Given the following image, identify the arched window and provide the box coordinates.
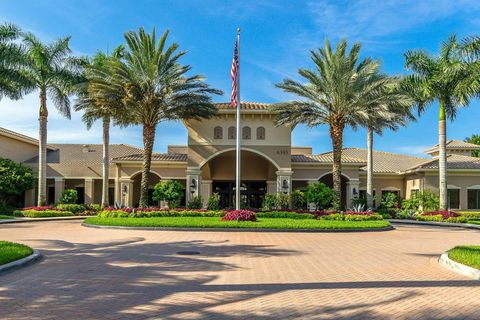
[213,126,223,139]
[256,126,266,140]
[242,126,251,139]
[228,126,236,139]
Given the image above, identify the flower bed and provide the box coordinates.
[13,209,74,218]
[221,210,256,221]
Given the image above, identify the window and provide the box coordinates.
[213,126,223,139]
[256,126,265,140]
[242,126,251,139]
[448,189,460,209]
[468,189,480,209]
[228,126,236,139]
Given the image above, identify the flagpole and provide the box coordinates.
[235,27,241,210]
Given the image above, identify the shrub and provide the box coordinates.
[304,182,334,210]
[320,212,383,221]
[207,193,221,211]
[380,192,399,210]
[289,190,305,210]
[256,211,314,219]
[416,214,444,222]
[187,196,203,209]
[152,180,184,208]
[221,210,256,221]
[458,211,480,220]
[16,210,74,218]
[98,209,226,219]
[58,189,78,204]
[276,192,290,210]
[55,204,85,214]
[402,190,440,213]
[422,210,460,219]
[262,194,277,211]
[0,158,36,199]
[446,216,468,223]
[0,200,15,214]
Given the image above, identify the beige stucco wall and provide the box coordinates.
[117,164,187,179]
[0,135,38,162]
[292,166,360,181]
[359,174,405,203]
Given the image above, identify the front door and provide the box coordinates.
[212,181,267,209]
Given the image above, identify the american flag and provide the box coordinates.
[230,38,239,107]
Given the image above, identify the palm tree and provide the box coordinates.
[110,28,221,207]
[360,78,414,208]
[0,23,33,100]
[273,39,394,209]
[22,33,84,206]
[403,36,474,210]
[74,48,125,207]
[465,134,480,157]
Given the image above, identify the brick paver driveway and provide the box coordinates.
[1,221,480,319]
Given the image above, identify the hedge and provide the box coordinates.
[13,209,74,218]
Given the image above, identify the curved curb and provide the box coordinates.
[0,250,42,274]
[82,222,394,233]
[388,219,480,231]
[439,252,480,280]
[0,216,88,225]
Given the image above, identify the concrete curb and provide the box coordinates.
[82,222,394,233]
[0,216,89,224]
[388,219,480,231]
[0,250,41,274]
[439,252,480,280]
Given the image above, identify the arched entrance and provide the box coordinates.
[318,173,349,209]
[201,150,278,209]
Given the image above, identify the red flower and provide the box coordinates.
[422,210,459,219]
[222,210,256,221]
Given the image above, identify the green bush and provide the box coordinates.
[380,192,399,210]
[55,203,85,214]
[304,182,334,210]
[416,214,444,222]
[187,196,203,209]
[0,200,14,214]
[16,210,74,218]
[458,211,480,220]
[99,209,225,218]
[276,192,290,210]
[0,158,36,201]
[58,189,78,204]
[207,193,221,210]
[320,213,383,221]
[262,194,277,211]
[290,190,305,210]
[446,216,468,223]
[401,190,440,213]
[256,211,314,219]
[152,180,184,208]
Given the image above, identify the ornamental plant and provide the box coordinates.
[304,182,334,210]
[221,210,256,222]
[152,180,184,208]
[207,192,221,210]
[58,189,78,204]
[421,210,459,219]
[0,158,36,211]
[289,190,305,210]
[187,196,203,209]
[262,194,277,211]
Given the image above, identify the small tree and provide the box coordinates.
[262,194,277,211]
[152,180,184,208]
[207,192,221,210]
[304,182,335,210]
[290,190,305,210]
[276,192,290,210]
[0,158,36,210]
[59,189,78,204]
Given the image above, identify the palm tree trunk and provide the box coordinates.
[37,88,48,206]
[367,127,374,208]
[439,101,447,210]
[330,118,345,210]
[101,116,110,207]
[140,124,156,208]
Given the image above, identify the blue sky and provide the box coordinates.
[1,0,480,156]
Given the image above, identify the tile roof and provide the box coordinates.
[291,153,366,164]
[309,148,427,173]
[424,140,480,153]
[0,127,56,150]
[214,102,271,110]
[112,153,187,162]
[408,154,480,170]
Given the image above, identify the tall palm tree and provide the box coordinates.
[74,47,125,207]
[360,78,414,208]
[403,36,474,210]
[110,28,221,207]
[22,33,84,206]
[0,23,33,100]
[272,39,394,209]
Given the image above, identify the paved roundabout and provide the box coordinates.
[1,221,480,319]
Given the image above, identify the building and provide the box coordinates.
[2,102,480,210]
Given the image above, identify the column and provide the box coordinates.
[266,180,277,195]
[276,170,293,194]
[114,164,121,205]
[346,179,360,209]
[24,189,35,207]
[186,169,201,203]
[84,178,95,205]
[119,178,134,207]
[201,180,212,208]
[54,177,65,203]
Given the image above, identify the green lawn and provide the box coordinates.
[0,241,33,265]
[0,215,13,219]
[85,216,391,230]
[448,246,480,270]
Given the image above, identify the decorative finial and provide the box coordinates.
[237,27,241,34]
